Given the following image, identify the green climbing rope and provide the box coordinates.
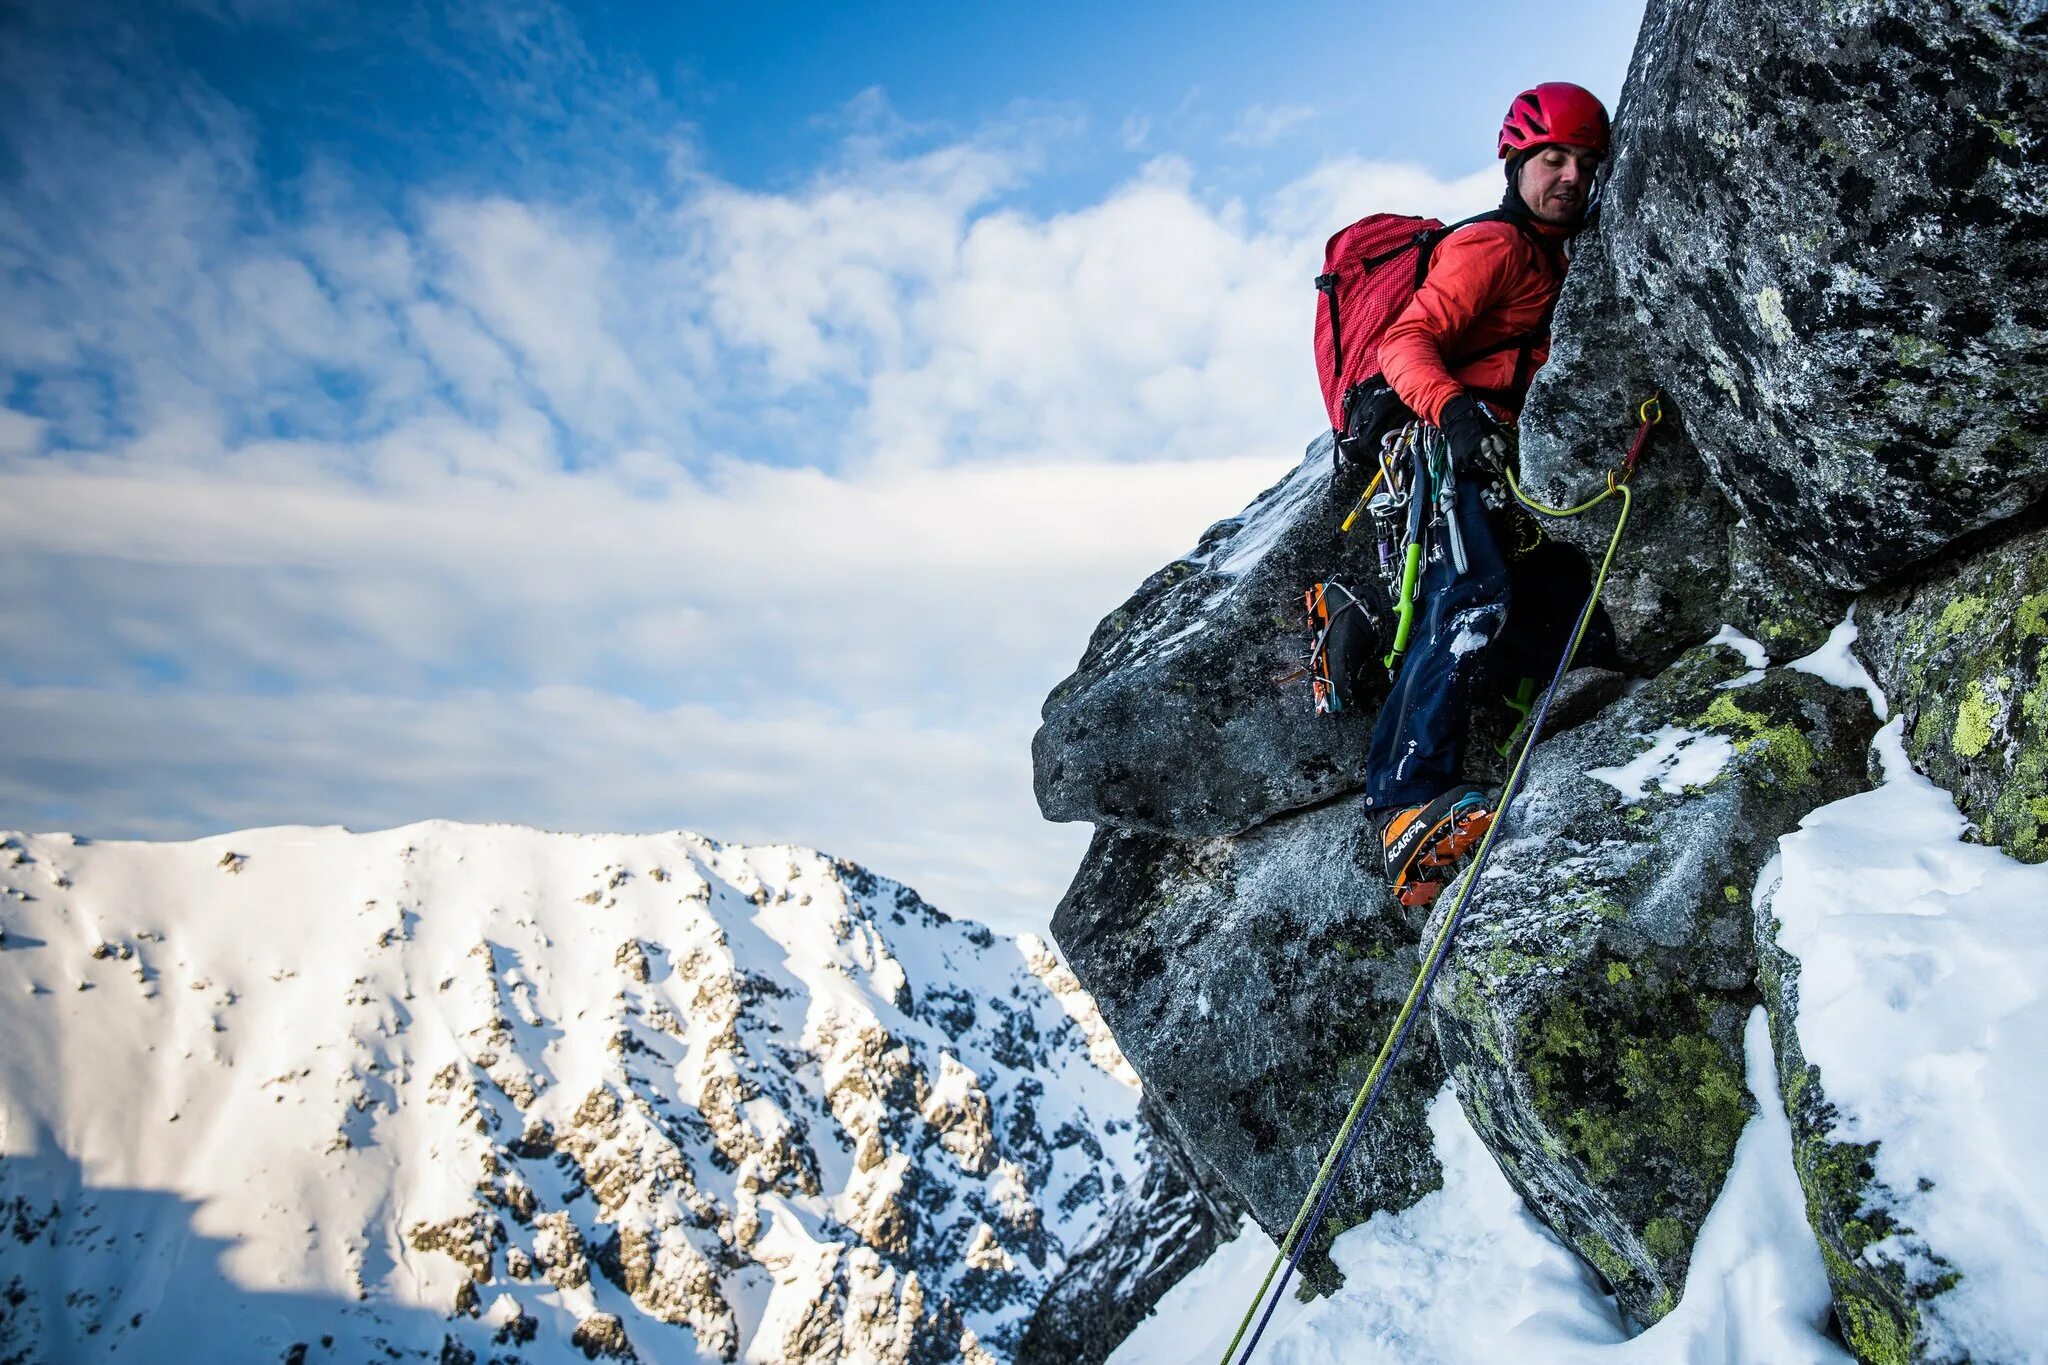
[1218,463,1635,1365]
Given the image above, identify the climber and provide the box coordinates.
[1367,81,1614,907]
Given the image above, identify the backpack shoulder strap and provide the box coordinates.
[1428,211,1569,384]
[1436,209,1566,279]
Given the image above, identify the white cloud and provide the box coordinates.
[0,444,1280,930]
[0,446,1277,688]
[681,139,1026,391]
[425,197,673,443]
[1222,102,1317,148]
[0,38,1503,931]
[1261,158,1505,242]
[682,150,1505,477]
[0,407,45,456]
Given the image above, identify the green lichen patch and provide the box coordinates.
[1644,1216,1690,1262]
[1576,1231,1636,1292]
[1696,690,1821,789]
[1950,676,2002,758]
[1511,972,1754,1321]
[1780,1057,1957,1365]
[1756,904,1965,1364]
[1891,333,1950,369]
[1522,986,1751,1196]
[1934,593,1988,641]
[2017,592,2048,640]
[1860,526,2048,862]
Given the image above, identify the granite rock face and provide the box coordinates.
[1033,436,1384,837]
[1858,524,2048,861]
[1050,799,1445,1285]
[1033,1,2048,1356]
[1428,641,1877,1325]
[1578,0,2048,592]
[1723,522,1856,663]
[1519,228,1737,671]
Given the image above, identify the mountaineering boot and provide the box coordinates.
[1377,784,1495,907]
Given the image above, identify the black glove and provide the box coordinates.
[1439,394,1513,474]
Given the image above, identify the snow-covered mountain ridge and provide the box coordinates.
[0,822,1154,1364]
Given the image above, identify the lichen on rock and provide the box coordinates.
[1858,524,2048,862]
[1426,639,1876,1323]
[1754,893,1961,1362]
[1551,0,2048,594]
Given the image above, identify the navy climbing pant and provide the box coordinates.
[1362,474,1617,816]
[1363,475,1512,815]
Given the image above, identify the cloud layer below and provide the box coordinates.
[0,11,1504,933]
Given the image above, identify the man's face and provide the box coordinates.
[1518,144,1604,225]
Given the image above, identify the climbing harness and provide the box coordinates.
[1315,413,1510,706]
[1337,419,1473,677]
[1226,395,1662,1365]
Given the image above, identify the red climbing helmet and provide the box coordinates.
[1497,82,1611,158]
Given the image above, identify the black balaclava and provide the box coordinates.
[1501,148,1540,217]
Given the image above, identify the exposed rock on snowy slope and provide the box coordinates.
[1857,524,2048,864]
[1031,440,1384,838]
[1430,640,1875,1325]
[1016,1095,1243,1364]
[0,824,1206,1364]
[1051,798,1443,1287]
[1755,722,2048,1364]
[1032,0,2047,1358]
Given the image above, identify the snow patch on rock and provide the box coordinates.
[1764,722,2048,1360]
[1110,1008,1846,1363]
[1587,725,1737,800]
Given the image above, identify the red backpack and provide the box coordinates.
[1313,209,1559,461]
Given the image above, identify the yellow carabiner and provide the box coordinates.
[1638,393,1664,426]
[1339,464,1388,533]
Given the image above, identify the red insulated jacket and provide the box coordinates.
[1379,216,1571,427]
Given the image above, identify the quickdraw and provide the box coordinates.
[1618,390,1662,486]
[1333,420,1451,677]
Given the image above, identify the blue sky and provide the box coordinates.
[0,0,1645,934]
[163,1,1641,206]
